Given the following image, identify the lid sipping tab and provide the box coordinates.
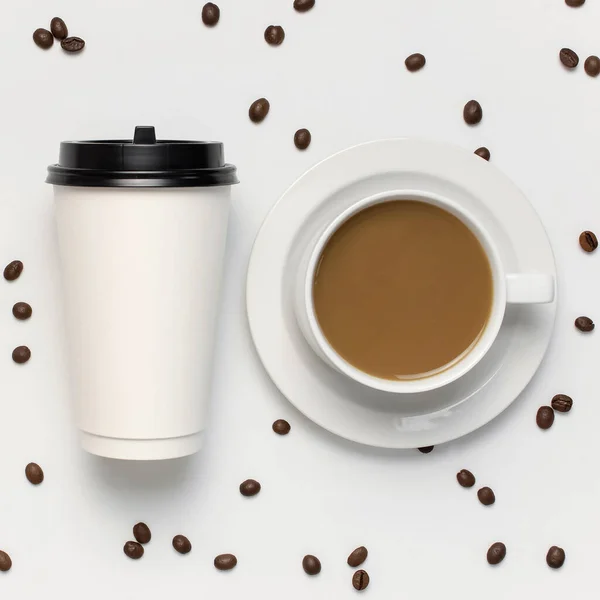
[133,126,157,145]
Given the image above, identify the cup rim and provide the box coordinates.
[304,190,507,394]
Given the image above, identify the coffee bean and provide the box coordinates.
[12,346,31,364]
[463,100,483,125]
[172,535,192,554]
[546,546,566,569]
[133,522,151,544]
[404,52,427,73]
[12,302,32,321]
[551,394,573,413]
[61,37,85,53]
[352,570,370,591]
[264,25,285,46]
[25,462,44,485]
[487,542,507,565]
[405,53,426,72]
[50,17,68,40]
[579,230,598,252]
[4,260,23,281]
[536,406,555,430]
[240,479,261,497]
[418,446,434,454]
[272,419,291,435]
[214,553,237,570]
[456,469,476,488]
[294,129,312,150]
[347,546,368,567]
[585,56,600,77]
[202,3,220,26]
[33,28,54,49]
[560,48,579,69]
[575,316,594,332]
[123,541,144,559]
[302,555,321,575]
[294,0,316,12]
[249,98,270,123]
[477,487,495,506]
[475,147,491,161]
[566,0,585,6]
[0,550,12,572]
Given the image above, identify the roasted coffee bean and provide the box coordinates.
[25,462,44,485]
[214,553,237,570]
[352,570,370,591]
[240,479,261,497]
[418,446,434,454]
[552,394,573,413]
[487,542,506,565]
[546,546,566,569]
[61,37,85,53]
[302,554,321,575]
[272,419,291,435]
[456,469,476,488]
[33,28,54,49]
[264,25,285,46]
[585,56,600,77]
[249,98,270,123]
[463,100,483,125]
[294,129,312,150]
[294,0,316,12]
[579,230,598,252]
[202,3,220,26]
[133,522,151,544]
[12,302,32,321]
[477,487,495,506]
[123,541,144,559]
[560,48,579,69]
[50,17,68,40]
[405,53,426,72]
[347,546,368,567]
[566,0,585,6]
[536,406,555,430]
[0,551,12,572]
[172,535,192,554]
[4,260,23,281]
[575,316,594,332]
[12,346,31,364]
[475,147,491,161]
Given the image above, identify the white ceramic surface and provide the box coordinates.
[54,186,231,460]
[247,138,557,448]
[294,189,555,394]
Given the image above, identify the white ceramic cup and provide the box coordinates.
[295,190,555,394]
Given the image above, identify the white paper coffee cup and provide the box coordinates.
[47,126,238,460]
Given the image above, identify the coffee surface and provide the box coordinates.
[313,201,493,380]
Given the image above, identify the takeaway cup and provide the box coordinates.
[47,126,238,460]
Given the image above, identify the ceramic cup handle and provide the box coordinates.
[506,274,555,304]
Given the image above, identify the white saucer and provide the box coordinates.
[246,139,557,449]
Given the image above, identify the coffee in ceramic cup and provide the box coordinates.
[313,200,493,380]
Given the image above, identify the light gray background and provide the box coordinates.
[0,0,597,598]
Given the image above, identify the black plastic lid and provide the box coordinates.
[46,126,238,187]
